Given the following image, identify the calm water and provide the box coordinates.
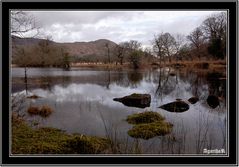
[11,67,227,154]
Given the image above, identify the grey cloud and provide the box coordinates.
[22,11,225,46]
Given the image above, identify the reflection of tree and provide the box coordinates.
[206,72,226,101]
[61,76,71,88]
[155,67,177,99]
[39,76,53,92]
[127,70,143,87]
[106,70,111,89]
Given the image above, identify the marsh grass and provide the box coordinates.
[11,113,110,154]
[128,121,173,140]
[126,111,173,140]
[27,105,54,117]
[126,111,165,124]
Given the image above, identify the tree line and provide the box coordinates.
[12,11,226,69]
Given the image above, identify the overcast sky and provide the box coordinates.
[25,11,223,48]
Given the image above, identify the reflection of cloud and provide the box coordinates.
[28,82,156,106]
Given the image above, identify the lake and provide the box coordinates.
[11,67,227,154]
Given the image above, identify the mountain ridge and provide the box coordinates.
[12,35,118,61]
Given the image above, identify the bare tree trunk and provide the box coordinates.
[24,65,28,95]
[108,47,110,64]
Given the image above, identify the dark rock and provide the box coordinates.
[188,97,199,104]
[207,95,219,109]
[159,101,189,112]
[113,93,151,108]
[169,73,176,76]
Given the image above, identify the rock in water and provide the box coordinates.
[188,97,199,104]
[207,95,219,108]
[159,101,189,112]
[113,93,151,108]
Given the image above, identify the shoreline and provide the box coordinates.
[11,59,226,71]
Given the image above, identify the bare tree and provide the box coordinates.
[37,36,52,67]
[105,43,110,64]
[187,28,205,59]
[127,40,141,51]
[201,12,226,40]
[153,33,165,66]
[153,32,176,64]
[114,42,128,65]
[161,33,176,63]
[127,40,142,69]
[174,34,186,61]
[11,11,39,37]
[201,12,227,59]
[11,11,39,95]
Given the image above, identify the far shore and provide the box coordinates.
[11,59,226,71]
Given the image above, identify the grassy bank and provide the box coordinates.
[12,59,226,71]
[71,59,226,70]
[12,113,110,154]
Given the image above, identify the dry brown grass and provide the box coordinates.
[27,105,54,117]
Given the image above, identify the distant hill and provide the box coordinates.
[12,35,118,61]
[12,35,55,46]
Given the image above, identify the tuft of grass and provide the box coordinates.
[27,106,40,115]
[27,94,41,99]
[11,114,110,154]
[27,105,54,117]
[126,111,173,140]
[128,121,173,140]
[126,111,165,124]
[40,105,54,117]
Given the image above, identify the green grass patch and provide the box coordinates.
[128,121,173,140]
[126,111,165,124]
[126,111,173,140]
[12,114,110,154]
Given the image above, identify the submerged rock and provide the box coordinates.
[159,101,189,112]
[113,93,151,108]
[169,73,176,76]
[188,97,199,104]
[207,95,219,109]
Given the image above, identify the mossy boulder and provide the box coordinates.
[207,95,219,109]
[128,122,173,140]
[159,101,189,112]
[126,111,165,124]
[126,111,173,140]
[188,97,199,104]
[113,93,151,108]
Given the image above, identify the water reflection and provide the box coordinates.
[12,67,227,154]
